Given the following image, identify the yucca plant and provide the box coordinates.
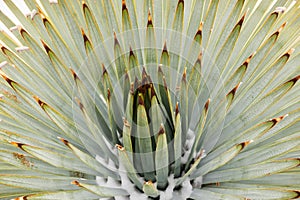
[0,0,299,199]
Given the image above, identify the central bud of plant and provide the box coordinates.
[106,64,207,196]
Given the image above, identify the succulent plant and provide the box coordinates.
[0,0,299,199]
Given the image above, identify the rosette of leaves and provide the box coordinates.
[0,0,299,199]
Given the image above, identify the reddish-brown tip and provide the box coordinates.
[41,40,51,54]
[175,102,180,116]
[147,10,153,27]
[70,68,78,81]
[204,98,210,111]
[122,0,127,10]
[59,137,70,146]
[138,93,144,105]
[33,96,46,108]
[102,64,107,76]
[158,124,165,135]
[116,144,124,151]
[72,180,81,187]
[182,68,187,82]
[10,142,25,150]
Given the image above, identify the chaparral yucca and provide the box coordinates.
[0,0,299,199]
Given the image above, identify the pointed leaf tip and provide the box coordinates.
[33,96,46,108]
[277,22,287,33]
[107,88,111,101]
[116,144,125,151]
[114,32,120,45]
[71,180,81,187]
[147,10,153,27]
[269,114,288,127]
[240,140,253,150]
[0,71,16,88]
[14,196,29,200]
[204,98,211,111]
[175,102,180,116]
[0,45,8,54]
[129,46,134,55]
[75,97,84,111]
[286,75,300,86]
[178,0,184,5]
[158,124,165,135]
[163,41,168,52]
[59,137,70,146]
[237,12,246,27]
[182,68,187,82]
[41,40,51,54]
[81,28,90,44]
[243,52,255,66]
[70,68,79,81]
[10,141,25,149]
[195,22,203,36]
[123,118,130,128]
[102,64,108,75]
[227,82,242,97]
[122,0,127,10]
[138,93,144,105]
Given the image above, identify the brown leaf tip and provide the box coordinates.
[204,98,211,111]
[129,46,134,56]
[138,93,144,105]
[59,137,70,147]
[123,118,130,128]
[14,196,29,200]
[277,22,287,33]
[11,142,25,150]
[195,22,203,36]
[0,72,15,88]
[114,32,120,45]
[158,124,165,135]
[41,40,51,54]
[116,144,125,151]
[240,140,253,150]
[147,10,153,27]
[102,64,107,76]
[286,75,300,86]
[178,0,184,6]
[269,114,288,126]
[243,52,255,66]
[195,52,203,66]
[122,0,127,10]
[182,68,187,82]
[0,45,8,54]
[175,102,180,116]
[75,97,84,111]
[237,12,246,27]
[227,82,241,97]
[81,28,90,43]
[72,180,81,187]
[163,41,168,53]
[70,68,79,81]
[107,88,111,101]
[33,96,46,108]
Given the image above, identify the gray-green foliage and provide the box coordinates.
[0,0,299,199]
